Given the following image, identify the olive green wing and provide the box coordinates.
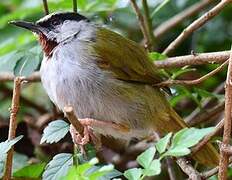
[93,28,164,84]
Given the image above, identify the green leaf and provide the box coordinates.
[151,0,171,17]
[0,135,23,155]
[76,158,97,176]
[12,153,29,173]
[194,88,224,100]
[98,169,122,180]
[171,127,214,149]
[13,163,46,178]
[40,120,70,144]
[163,147,191,157]
[144,159,161,176]
[136,146,156,169]
[14,50,40,77]
[89,164,114,180]
[155,133,172,154]
[63,166,80,180]
[42,153,73,180]
[124,168,142,180]
[171,67,196,79]
[149,52,167,61]
[0,51,24,73]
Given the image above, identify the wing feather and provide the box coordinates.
[93,28,165,84]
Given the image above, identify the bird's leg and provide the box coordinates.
[70,124,90,146]
[78,118,130,133]
[69,121,102,151]
[69,118,130,150]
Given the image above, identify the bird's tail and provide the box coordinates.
[153,106,219,167]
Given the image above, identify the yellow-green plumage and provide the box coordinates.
[93,28,219,166]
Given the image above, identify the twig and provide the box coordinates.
[220,144,232,155]
[163,0,232,55]
[142,0,155,50]
[155,60,228,87]
[64,106,84,135]
[154,0,213,38]
[185,82,225,125]
[0,51,230,83]
[155,51,230,68]
[130,0,152,50]
[42,0,49,15]
[0,72,40,82]
[191,119,224,154]
[187,101,225,126]
[218,45,232,180]
[176,158,201,180]
[201,160,232,179]
[1,85,47,114]
[73,0,77,13]
[166,158,176,180]
[3,77,25,180]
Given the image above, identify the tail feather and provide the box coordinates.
[154,107,219,167]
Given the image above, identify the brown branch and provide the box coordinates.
[220,144,232,155]
[64,106,84,135]
[1,85,47,114]
[201,160,232,179]
[73,0,77,13]
[163,0,232,55]
[187,101,225,126]
[155,51,230,68]
[185,82,225,125]
[191,119,224,154]
[0,51,230,83]
[142,0,155,50]
[130,0,152,51]
[166,158,176,180]
[154,0,213,38]
[42,0,49,15]
[176,158,201,180]
[3,77,24,180]
[0,72,40,82]
[218,46,232,179]
[155,60,228,87]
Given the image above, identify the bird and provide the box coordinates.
[10,11,219,166]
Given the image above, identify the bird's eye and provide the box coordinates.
[51,19,60,26]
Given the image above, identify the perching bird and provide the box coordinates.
[10,12,219,166]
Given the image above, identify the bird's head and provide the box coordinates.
[10,12,89,56]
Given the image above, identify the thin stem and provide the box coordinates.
[73,0,77,13]
[176,158,201,180]
[191,119,224,154]
[155,50,230,68]
[3,77,24,180]
[130,0,152,51]
[64,106,84,135]
[42,0,49,15]
[154,0,213,38]
[163,0,232,55]
[155,60,228,87]
[142,0,156,50]
[218,45,232,179]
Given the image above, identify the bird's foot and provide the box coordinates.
[70,124,91,146]
[69,120,102,150]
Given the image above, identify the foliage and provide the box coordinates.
[123,127,214,180]
[40,120,70,144]
[0,136,24,177]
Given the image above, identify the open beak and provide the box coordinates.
[9,21,45,34]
